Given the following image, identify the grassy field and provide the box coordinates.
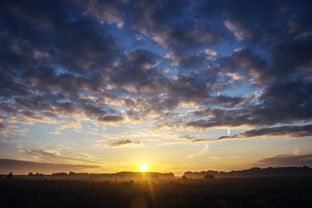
[1,177,312,208]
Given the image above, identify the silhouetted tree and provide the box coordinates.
[52,172,67,176]
[6,172,14,179]
[204,174,215,179]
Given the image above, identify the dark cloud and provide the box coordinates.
[128,0,227,51]
[200,0,312,44]
[0,0,312,141]
[221,48,268,84]
[98,116,124,123]
[0,158,100,174]
[0,0,124,127]
[74,0,124,27]
[0,0,120,73]
[108,139,140,147]
[271,33,312,79]
[157,22,227,50]
[257,154,312,167]
[217,125,312,140]
[216,34,312,85]
[188,79,312,129]
[110,49,161,85]
[164,51,214,70]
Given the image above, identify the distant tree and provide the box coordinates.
[52,172,67,176]
[6,172,14,179]
[204,174,215,179]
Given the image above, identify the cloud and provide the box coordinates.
[98,116,124,123]
[0,0,312,148]
[0,0,124,127]
[0,138,19,143]
[224,19,249,41]
[200,0,303,44]
[0,123,11,135]
[256,154,312,167]
[179,135,195,140]
[77,0,124,28]
[0,124,28,136]
[19,148,94,163]
[0,158,100,174]
[130,0,227,50]
[164,51,216,70]
[204,49,218,57]
[217,125,312,140]
[187,79,312,129]
[108,139,140,147]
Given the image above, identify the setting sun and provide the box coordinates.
[140,164,149,172]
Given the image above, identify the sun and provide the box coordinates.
[140,164,149,172]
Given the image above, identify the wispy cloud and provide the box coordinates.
[19,148,95,163]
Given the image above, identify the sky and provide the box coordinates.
[0,0,312,175]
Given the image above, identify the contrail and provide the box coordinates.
[188,144,209,159]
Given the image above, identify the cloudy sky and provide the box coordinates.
[1,0,312,175]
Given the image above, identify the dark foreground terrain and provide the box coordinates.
[1,177,312,208]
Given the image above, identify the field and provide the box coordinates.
[1,177,312,208]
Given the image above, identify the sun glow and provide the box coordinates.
[140,164,149,172]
